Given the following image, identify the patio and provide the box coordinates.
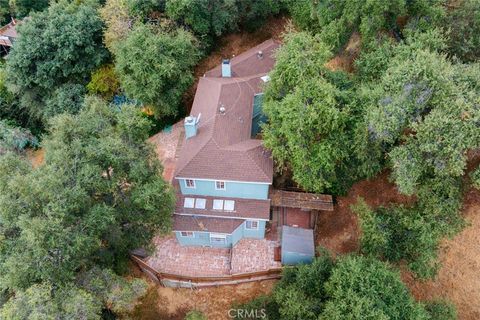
[146,235,281,278]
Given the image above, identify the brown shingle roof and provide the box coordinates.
[175,193,270,220]
[173,215,244,233]
[0,19,17,47]
[174,40,280,183]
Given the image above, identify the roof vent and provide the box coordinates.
[219,104,226,115]
[257,51,263,59]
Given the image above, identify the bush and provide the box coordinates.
[185,310,207,320]
[87,65,120,100]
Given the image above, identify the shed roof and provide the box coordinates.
[0,19,17,47]
[281,226,315,256]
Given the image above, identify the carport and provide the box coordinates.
[281,226,315,265]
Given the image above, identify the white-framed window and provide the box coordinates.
[180,231,194,237]
[213,199,224,210]
[224,200,235,211]
[185,179,196,188]
[215,180,226,190]
[195,198,206,209]
[183,197,195,208]
[210,233,226,244]
[246,220,259,230]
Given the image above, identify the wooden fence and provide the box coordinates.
[131,255,283,288]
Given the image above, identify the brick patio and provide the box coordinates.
[146,235,281,277]
[231,238,281,274]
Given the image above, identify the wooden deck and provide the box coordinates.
[270,189,334,211]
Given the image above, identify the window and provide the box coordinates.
[185,179,195,188]
[195,198,206,209]
[215,180,226,190]
[224,200,235,211]
[180,231,194,237]
[246,220,259,230]
[183,197,195,208]
[213,199,224,210]
[210,233,226,244]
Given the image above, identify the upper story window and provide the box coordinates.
[180,231,194,237]
[215,180,226,190]
[185,179,196,188]
[224,200,235,211]
[184,197,195,208]
[195,198,206,209]
[246,220,259,230]
[213,199,224,210]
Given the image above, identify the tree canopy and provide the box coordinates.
[238,253,454,320]
[0,97,174,317]
[6,0,107,123]
[115,23,199,117]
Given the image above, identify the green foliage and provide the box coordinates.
[115,23,200,118]
[0,120,38,154]
[0,283,102,320]
[425,300,457,320]
[165,0,238,44]
[127,0,165,18]
[0,0,10,25]
[78,268,148,314]
[87,64,121,100]
[238,254,442,320]
[185,310,207,320]
[10,0,49,18]
[263,31,361,194]
[321,255,429,319]
[471,166,480,190]
[236,0,281,31]
[445,0,480,62]
[44,83,87,119]
[0,97,175,291]
[353,199,442,278]
[282,0,317,32]
[6,0,108,123]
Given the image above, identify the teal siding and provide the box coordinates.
[179,179,269,200]
[243,220,266,239]
[175,231,232,248]
[175,220,266,247]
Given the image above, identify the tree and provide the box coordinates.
[100,0,133,53]
[44,83,87,119]
[0,97,175,291]
[0,120,38,155]
[445,0,480,62]
[0,283,102,320]
[6,0,108,122]
[115,23,199,117]
[262,31,358,194]
[165,0,238,45]
[10,0,49,18]
[87,64,120,100]
[238,254,443,319]
[0,0,11,25]
[185,310,207,320]
[236,0,281,31]
[321,256,429,319]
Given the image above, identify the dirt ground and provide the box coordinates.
[315,170,415,255]
[129,278,276,320]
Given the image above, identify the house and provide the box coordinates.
[0,18,17,55]
[172,39,279,248]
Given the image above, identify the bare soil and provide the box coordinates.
[315,170,415,255]
[129,277,276,320]
[25,148,44,168]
